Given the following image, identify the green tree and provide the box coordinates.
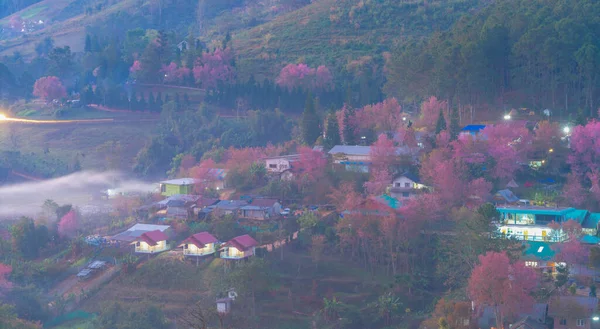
[94,301,167,329]
[435,108,447,134]
[9,217,50,259]
[324,110,341,149]
[84,35,92,53]
[449,106,460,140]
[301,94,320,145]
[343,107,356,145]
[371,292,402,326]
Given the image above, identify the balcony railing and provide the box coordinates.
[183,249,215,256]
[500,232,568,242]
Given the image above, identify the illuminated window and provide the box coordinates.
[577,319,585,327]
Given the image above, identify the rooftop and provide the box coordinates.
[522,241,555,261]
[160,178,200,186]
[461,124,486,132]
[223,234,258,251]
[497,205,576,216]
[250,198,279,207]
[135,230,169,246]
[328,145,371,156]
[263,154,301,160]
[179,232,218,248]
[548,296,598,317]
[111,224,170,242]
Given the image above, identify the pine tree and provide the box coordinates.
[148,92,156,110]
[343,107,355,145]
[301,94,320,145]
[84,35,92,53]
[324,110,341,149]
[435,109,447,134]
[156,92,163,111]
[449,106,460,140]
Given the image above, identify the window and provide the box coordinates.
[184,244,188,249]
[402,192,410,198]
[577,319,585,327]
[395,183,401,187]
[160,184,166,192]
[404,182,411,188]
[269,164,277,168]
[559,319,567,325]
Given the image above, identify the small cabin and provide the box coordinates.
[159,178,199,197]
[131,230,169,254]
[179,232,219,257]
[389,174,427,199]
[220,235,258,259]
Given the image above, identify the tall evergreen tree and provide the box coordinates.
[449,106,460,140]
[324,110,341,149]
[435,109,447,134]
[301,94,320,145]
[84,35,92,53]
[343,107,356,145]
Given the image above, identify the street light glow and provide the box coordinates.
[503,114,511,120]
[0,113,6,120]
[563,126,571,134]
[593,316,599,321]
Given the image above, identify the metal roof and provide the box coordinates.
[88,261,106,269]
[112,224,170,242]
[328,145,371,156]
[160,178,200,185]
[522,241,555,261]
[497,205,576,216]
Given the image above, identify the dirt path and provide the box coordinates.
[88,104,160,115]
[48,265,120,301]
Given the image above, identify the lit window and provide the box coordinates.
[577,319,585,326]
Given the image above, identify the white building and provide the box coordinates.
[389,174,428,199]
[264,154,301,173]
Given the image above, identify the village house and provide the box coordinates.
[264,154,301,173]
[220,234,258,259]
[328,145,372,172]
[240,199,282,220]
[131,230,170,254]
[460,124,486,138]
[497,205,599,242]
[155,194,201,219]
[179,232,219,257]
[389,173,428,200]
[111,223,171,246]
[159,178,199,197]
[194,197,220,219]
[493,189,520,205]
[548,296,599,329]
[476,303,548,329]
[211,200,249,217]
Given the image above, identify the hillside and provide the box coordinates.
[232,0,487,80]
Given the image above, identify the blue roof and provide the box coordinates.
[376,195,402,210]
[495,189,519,203]
[580,235,600,245]
[497,206,576,216]
[522,241,556,261]
[583,213,600,229]
[461,124,486,132]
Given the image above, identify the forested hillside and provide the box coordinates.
[0,0,42,19]
[233,0,486,80]
[385,0,600,118]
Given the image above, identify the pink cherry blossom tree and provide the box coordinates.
[129,60,142,78]
[418,96,448,131]
[33,76,67,101]
[481,123,532,180]
[364,167,392,196]
[193,48,235,89]
[370,133,397,172]
[468,252,537,328]
[0,263,12,293]
[294,146,327,184]
[354,98,405,133]
[58,210,79,238]
[161,62,191,84]
[276,63,333,91]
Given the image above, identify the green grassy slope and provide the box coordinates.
[0,0,143,57]
[233,0,487,80]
